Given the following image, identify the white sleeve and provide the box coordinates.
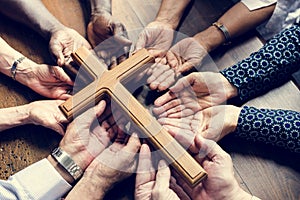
[241,0,277,11]
[0,158,72,200]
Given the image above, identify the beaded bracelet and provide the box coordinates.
[11,56,25,80]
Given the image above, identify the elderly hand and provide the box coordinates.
[59,100,112,171]
[16,59,73,100]
[27,100,68,135]
[157,105,241,153]
[154,72,238,113]
[135,21,174,57]
[87,11,132,68]
[65,132,141,200]
[49,27,92,66]
[175,136,252,200]
[135,144,180,200]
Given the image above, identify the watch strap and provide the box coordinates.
[51,147,83,181]
[212,22,231,45]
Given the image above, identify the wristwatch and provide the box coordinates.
[51,147,83,181]
[212,22,231,45]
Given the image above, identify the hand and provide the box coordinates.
[87,11,132,68]
[16,60,73,100]
[59,100,112,170]
[146,37,207,91]
[27,100,68,135]
[49,27,92,66]
[135,21,174,57]
[154,72,238,113]
[66,133,141,200]
[175,136,252,200]
[156,105,241,152]
[135,144,180,200]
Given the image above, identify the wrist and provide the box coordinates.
[222,105,242,138]
[47,155,75,185]
[12,58,36,87]
[59,143,93,171]
[219,73,238,99]
[92,7,111,15]
[66,176,107,200]
[193,25,226,52]
[154,18,179,30]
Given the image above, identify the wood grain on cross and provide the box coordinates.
[59,47,207,186]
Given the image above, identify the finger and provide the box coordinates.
[153,160,171,195]
[110,56,117,69]
[76,100,106,127]
[136,144,155,187]
[52,66,74,85]
[158,71,176,90]
[194,135,224,159]
[169,76,191,93]
[164,126,195,149]
[54,122,65,136]
[122,132,141,156]
[156,70,176,91]
[149,64,170,82]
[49,42,65,66]
[58,93,72,100]
[113,23,132,46]
[153,98,181,116]
[166,51,179,69]
[154,91,177,107]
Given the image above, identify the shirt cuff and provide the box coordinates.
[11,158,72,200]
[241,0,277,11]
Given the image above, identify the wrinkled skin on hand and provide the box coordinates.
[20,63,73,100]
[135,21,175,57]
[173,136,251,200]
[28,100,68,135]
[87,11,132,68]
[59,101,113,170]
[154,72,233,112]
[49,28,92,66]
[156,105,240,153]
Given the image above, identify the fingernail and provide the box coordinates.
[158,160,167,169]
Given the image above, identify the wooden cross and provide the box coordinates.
[59,47,207,186]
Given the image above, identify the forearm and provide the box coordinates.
[220,24,300,102]
[193,2,275,52]
[0,37,38,87]
[90,0,111,14]
[155,0,191,29]
[232,106,300,153]
[65,177,108,200]
[0,105,30,132]
[0,0,64,39]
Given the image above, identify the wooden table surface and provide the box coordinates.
[0,0,299,199]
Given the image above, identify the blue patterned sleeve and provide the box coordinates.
[233,106,300,153]
[220,25,300,102]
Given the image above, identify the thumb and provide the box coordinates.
[195,135,225,160]
[77,100,106,126]
[49,42,65,66]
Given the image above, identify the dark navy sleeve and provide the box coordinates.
[232,106,300,153]
[220,25,300,102]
